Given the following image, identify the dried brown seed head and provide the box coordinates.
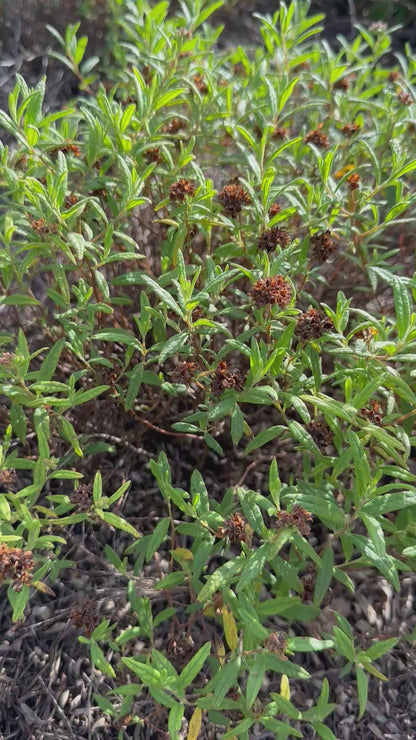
[306,420,333,452]
[347,173,360,190]
[171,360,199,385]
[258,227,291,251]
[304,128,329,148]
[311,230,336,262]
[70,483,93,512]
[69,599,99,637]
[211,361,243,396]
[296,308,333,340]
[0,543,34,589]
[274,505,313,537]
[341,123,361,136]
[217,512,249,544]
[252,275,292,307]
[169,178,197,202]
[217,184,251,217]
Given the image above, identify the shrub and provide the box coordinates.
[1,1,416,737]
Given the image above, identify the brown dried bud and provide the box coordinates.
[171,360,199,385]
[218,184,251,217]
[388,70,400,82]
[360,399,383,426]
[341,123,361,136]
[334,77,350,91]
[274,505,313,537]
[258,227,291,251]
[268,202,281,218]
[0,543,34,589]
[304,128,329,148]
[252,275,292,307]
[272,125,288,139]
[217,512,249,544]
[347,173,360,190]
[311,230,336,262]
[211,361,243,396]
[306,420,333,452]
[296,308,333,340]
[70,483,93,512]
[162,117,186,134]
[50,143,81,158]
[69,599,99,637]
[169,178,197,202]
[0,468,18,493]
[144,147,161,163]
[397,91,413,106]
[193,74,208,94]
[264,632,287,658]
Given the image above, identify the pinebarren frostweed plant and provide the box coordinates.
[1,1,416,737]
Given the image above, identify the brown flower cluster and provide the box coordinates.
[162,117,185,134]
[252,275,292,307]
[272,125,288,139]
[70,483,93,512]
[28,216,56,235]
[388,70,400,82]
[0,544,34,589]
[311,230,336,261]
[304,128,329,148]
[193,74,208,93]
[211,362,243,395]
[169,179,196,202]
[334,77,350,91]
[360,399,383,426]
[171,360,199,385]
[306,420,333,452]
[258,227,291,251]
[268,202,281,218]
[397,91,413,106]
[217,184,251,217]
[144,147,161,163]
[263,631,287,658]
[0,468,18,492]
[296,307,333,341]
[69,599,99,637]
[50,143,81,157]
[347,173,360,190]
[217,512,249,544]
[274,505,313,537]
[341,123,361,136]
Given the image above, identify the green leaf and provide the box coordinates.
[168,703,184,737]
[146,518,170,563]
[95,510,140,538]
[138,274,184,317]
[313,545,334,607]
[246,653,267,708]
[363,637,399,661]
[243,425,284,455]
[287,637,334,652]
[59,416,82,457]
[178,642,211,689]
[94,328,141,349]
[90,641,116,678]
[356,665,368,719]
[125,363,144,410]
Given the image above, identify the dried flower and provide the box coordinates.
[388,70,400,82]
[334,77,350,91]
[70,483,93,512]
[264,632,287,658]
[341,123,361,136]
[27,216,56,235]
[274,505,313,537]
[347,173,360,190]
[296,307,333,340]
[311,230,336,262]
[69,599,99,637]
[217,512,249,543]
[0,468,18,492]
[144,147,161,163]
[211,361,243,395]
[0,543,34,589]
[171,360,199,385]
[217,184,251,217]
[252,275,292,307]
[258,227,291,251]
[162,117,186,134]
[397,91,413,106]
[360,399,383,426]
[272,125,288,139]
[65,194,78,208]
[169,178,197,202]
[193,74,208,94]
[50,143,81,158]
[304,128,329,148]
[268,202,281,218]
[306,420,333,452]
